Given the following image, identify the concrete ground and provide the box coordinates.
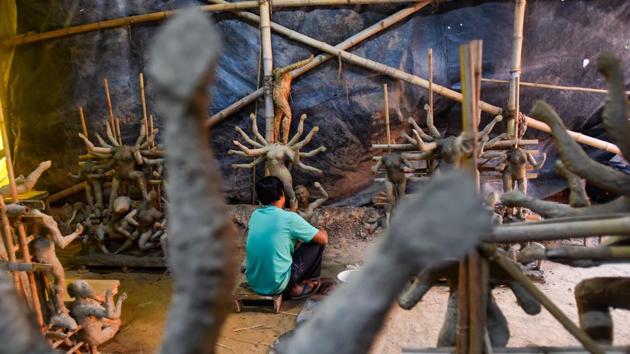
[66,239,630,354]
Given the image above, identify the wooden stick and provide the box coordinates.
[428,48,433,116]
[259,0,275,142]
[150,114,156,147]
[0,97,44,325]
[371,142,437,151]
[482,78,630,95]
[492,251,605,354]
[103,78,117,141]
[205,1,431,128]
[507,0,527,138]
[139,73,150,141]
[384,84,391,150]
[208,8,620,155]
[78,107,89,138]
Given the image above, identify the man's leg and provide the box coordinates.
[287,242,324,292]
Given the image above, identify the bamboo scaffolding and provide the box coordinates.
[507,0,527,138]
[482,78,630,95]
[0,194,26,300]
[0,97,44,326]
[492,251,604,354]
[205,7,621,155]
[259,0,275,142]
[205,0,431,127]
[139,73,150,140]
[428,48,434,115]
[78,107,89,138]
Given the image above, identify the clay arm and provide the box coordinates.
[372,158,383,173]
[501,190,630,218]
[291,126,320,151]
[105,121,120,146]
[408,117,434,142]
[300,146,326,158]
[296,161,323,175]
[527,151,546,169]
[308,182,329,210]
[95,133,115,149]
[479,115,504,140]
[424,104,441,138]
[249,113,268,145]
[78,133,113,155]
[231,156,265,169]
[37,211,84,249]
[597,54,630,159]
[531,101,630,197]
[231,140,268,157]
[143,157,164,166]
[287,114,308,146]
[399,260,458,309]
[277,56,314,76]
[484,133,509,150]
[123,209,140,228]
[234,126,264,148]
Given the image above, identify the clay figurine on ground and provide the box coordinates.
[295,182,328,222]
[67,280,127,354]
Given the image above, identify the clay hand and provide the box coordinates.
[75,224,85,235]
[118,292,128,302]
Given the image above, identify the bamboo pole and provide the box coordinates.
[115,118,123,145]
[428,48,434,116]
[384,84,391,150]
[456,260,469,354]
[206,8,621,155]
[0,194,25,299]
[507,0,527,139]
[139,73,150,140]
[486,216,630,243]
[482,78,630,95]
[150,114,156,147]
[103,78,117,141]
[259,0,275,142]
[492,251,605,354]
[0,97,44,326]
[1,0,427,47]
[205,1,431,128]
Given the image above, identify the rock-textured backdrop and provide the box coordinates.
[4,0,629,204]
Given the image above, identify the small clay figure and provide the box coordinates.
[273,56,314,143]
[372,152,412,206]
[497,146,546,195]
[95,196,139,254]
[0,160,52,195]
[136,191,163,251]
[70,160,108,217]
[295,182,328,222]
[399,256,540,347]
[229,113,326,210]
[29,209,84,323]
[67,280,127,354]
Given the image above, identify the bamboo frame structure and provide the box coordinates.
[482,78,630,95]
[0,0,425,48]
[204,6,621,155]
[384,84,391,149]
[507,0,526,138]
[205,0,432,127]
[0,96,44,326]
[103,78,117,142]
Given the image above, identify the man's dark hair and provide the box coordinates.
[256,176,285,205]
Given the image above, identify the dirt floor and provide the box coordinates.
[67,239,630,354]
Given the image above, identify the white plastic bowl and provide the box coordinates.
[337,269,358,283]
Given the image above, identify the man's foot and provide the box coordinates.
[288,279,321,300]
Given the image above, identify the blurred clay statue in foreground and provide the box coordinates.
[0,160,52,195]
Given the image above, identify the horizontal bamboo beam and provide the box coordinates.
[205,0,431,127]
[485,216,630,243]
[206,6,621,155]
[483,77,630,95]
[1,0,424,47]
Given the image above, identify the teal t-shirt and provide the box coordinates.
[245,206,318,295]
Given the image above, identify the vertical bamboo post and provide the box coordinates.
[115,118,123,145]
[384,84,391,151]
[150,114,156,147]
[507,0,526,139]
[139,73,150,141]
[259,0,275,142]
[427,48,435,173]
[0,97,44,326]
[0,193,26,299]
[457,40,485,354]
[103,78,117,142]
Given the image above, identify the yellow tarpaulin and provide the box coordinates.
[0,1,17,188]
